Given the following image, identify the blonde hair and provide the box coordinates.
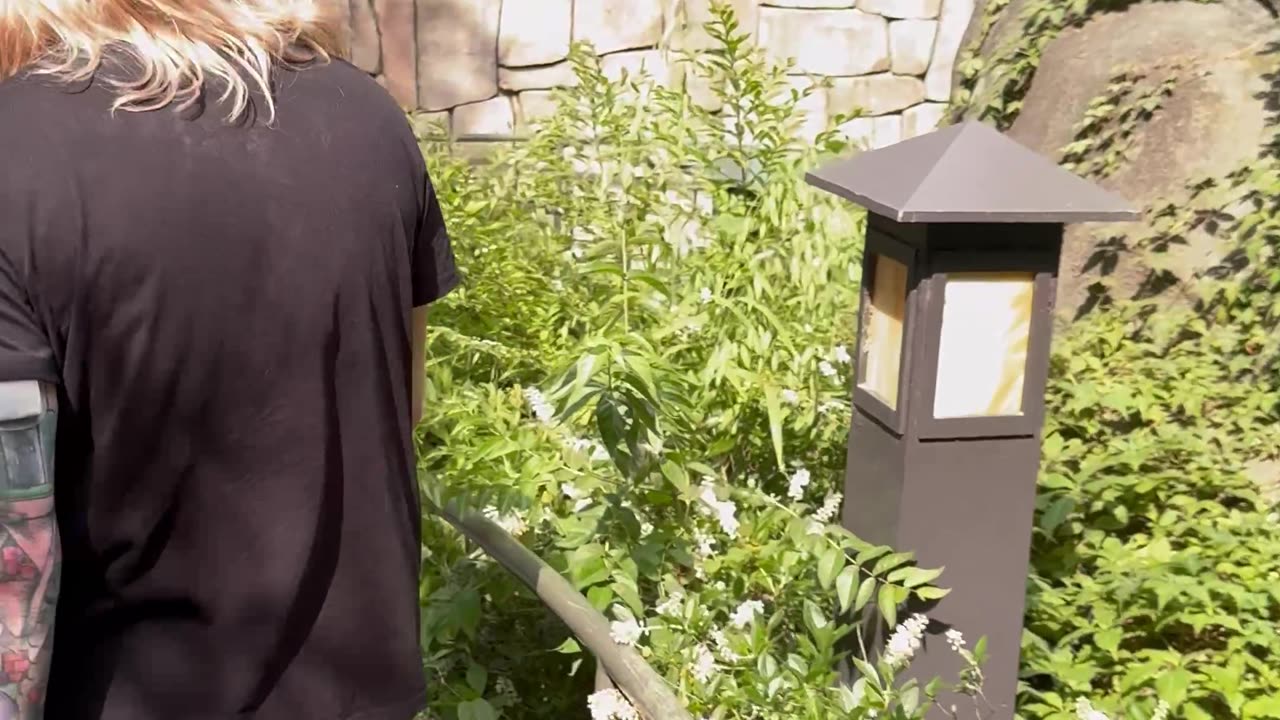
[0,0,347,122]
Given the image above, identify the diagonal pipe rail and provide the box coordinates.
[437,506,693,720]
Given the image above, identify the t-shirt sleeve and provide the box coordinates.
[0,253,57,384]
[411,171,461,308]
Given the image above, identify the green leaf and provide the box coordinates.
[878,583,898,627]
[886,565,944,588]
[457,699,498,720]
[466,664,488,694]
[762,383,786,469]
[818,546,844,590]
[836,566,859,613]
[553,637,582,654]
[855,577,877,611]
[1156,668,1192,708]
[913,586,951,601]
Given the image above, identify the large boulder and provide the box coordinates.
[957,0,1277,316]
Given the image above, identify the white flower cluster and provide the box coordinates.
[729,599,765,629]
[523,387,556,425]
[787,467,812,501]
[609,615,646,647]
[834,345,852,364]
[1074,699,1110,720]
[945,628,965,652]
[882,613,929,667]
[692,644,715,683]
[819,360,838,378]
[781,388,800,405]
[818,400,848,416]
[699,287,713,304]
[587,689,639,720]
[561,482,594,512]
[493,676,518,704]
[523,386,611,463]
[693,529,716,558]
[710,628,740,661]
[656,591,684,617]
[813,493,842,524]
[697,484,740,536]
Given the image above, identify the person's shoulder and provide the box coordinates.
[285,58,409,120]
[0,72,65,120]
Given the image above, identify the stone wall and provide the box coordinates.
[330,0,974,149]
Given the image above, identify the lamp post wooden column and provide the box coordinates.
[805,122,1139,719]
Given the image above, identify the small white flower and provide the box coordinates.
[819,400,848,416]
[1074,699,1110,720]
[640,521,654,537]
[693,530,716,558]
[699,287,713,304]
[787,468,812,501]
[710,627,740,661]
[522,387,556,425]
[813,493,842,524]
[609,617,646,647]
[588,688,639,720]
[819,360,838,378]
[945,628,965,652]
[834,345,852,364]
[692,644,715,683]
[729,599,764,629]
[780,388,800,405]
[656,592,684,617]
[698,484,740,536]
[694,193,714,217]
[882,613,928,667]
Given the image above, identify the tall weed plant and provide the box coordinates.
[412,7,985,720]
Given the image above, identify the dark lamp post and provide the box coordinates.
[804,121,1138,718]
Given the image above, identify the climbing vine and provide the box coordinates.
[1058,66,1181,179]
[947,0,1219,129]
[945,1,1280,717]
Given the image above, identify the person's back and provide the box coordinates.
[0,4,457,719]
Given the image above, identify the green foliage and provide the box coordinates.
[412,6,983,719]
[955,4,1280,718]
[1059,65,1180,179]
[949,0,1218,129]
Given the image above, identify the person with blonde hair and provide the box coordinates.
[0,2,459,719]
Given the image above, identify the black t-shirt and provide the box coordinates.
[0,57,458,720]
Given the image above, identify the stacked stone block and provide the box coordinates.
[329,0,974,150]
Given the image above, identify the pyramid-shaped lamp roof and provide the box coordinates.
[805,122,1139,223]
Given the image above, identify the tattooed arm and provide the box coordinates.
[0,382,59,719]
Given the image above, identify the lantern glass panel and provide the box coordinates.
[933,272,1034,418]
[859,254,908,409]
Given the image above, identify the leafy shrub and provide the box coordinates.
[411,7,985,720]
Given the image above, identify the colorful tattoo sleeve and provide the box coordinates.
[0,382,59,719]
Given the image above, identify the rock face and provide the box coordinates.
[345,0,979,151]
[760,8,890,75]
[992,0,1276,315]
[498,0,571,67]
[416,0,501,111]
[375,0,417,107]
[889,19,937,75]
[924,0,975,101]
[573,0,663,55]
[829,74,926,116]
